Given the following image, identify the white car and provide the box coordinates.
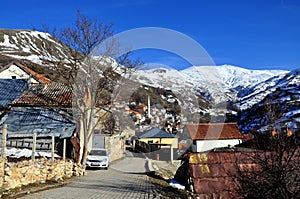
[86,149,109,169]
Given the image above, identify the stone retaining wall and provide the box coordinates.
[0,158,84,191]
[105,135,125,162]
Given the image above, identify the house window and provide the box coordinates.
[11,76,16,79]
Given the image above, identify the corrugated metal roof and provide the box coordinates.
[136,127,176,138]
[185,123,243,140]
[13,83,73,107]
[0,107,75,138]
[0,79,28,108]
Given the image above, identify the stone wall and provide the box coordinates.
[105,135,125,162]
[0,158,84,191]
[0,160,4,188]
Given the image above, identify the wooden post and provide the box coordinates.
[170,145,173,163]
[32,133,37,183]
[51,135,55,162]
[1,124,7,160]
[63,139,66,176]
[2,124,7,186]
[32,133,37,162]
[63,139,66,162]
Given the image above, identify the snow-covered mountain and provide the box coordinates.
[130,65,288,103]
[126,65,289,117]
[0,29,68,65]
[129,67,206,113]
[236,73,288,110]
[238,69,300,133]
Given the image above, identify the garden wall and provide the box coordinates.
[0,158,84,191]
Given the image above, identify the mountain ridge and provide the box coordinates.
[131,64,288,103]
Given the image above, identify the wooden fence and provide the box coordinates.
[1,124,67,162]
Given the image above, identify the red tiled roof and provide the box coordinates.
[185,123,243,140]
[137,104,147,109]
[126,110,142,115]
[13,83,72,107]
[17,63,52,83]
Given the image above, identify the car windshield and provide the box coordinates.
[90,150,107,156]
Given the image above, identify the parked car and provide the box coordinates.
[86,148,109,169]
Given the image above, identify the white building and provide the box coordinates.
[182,123,244,152]
[0,61,51,83]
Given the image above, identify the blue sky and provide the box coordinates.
[0,0,299,71]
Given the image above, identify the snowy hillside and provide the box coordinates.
[129,68,206,113]
[238,69,300,133]
[0,29,68,65]
[236,73,288,110]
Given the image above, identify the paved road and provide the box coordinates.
[20,151,158,199]
[111,150,152,173]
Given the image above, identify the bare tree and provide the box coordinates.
[234,102,300,198]
[102,113,116,135]
[42,12,140,166]
[234,132,300,199]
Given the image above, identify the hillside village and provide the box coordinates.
[0,28,299,198]
[0,59,299,198]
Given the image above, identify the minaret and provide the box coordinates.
[147,95,151,118]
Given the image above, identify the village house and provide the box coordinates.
[133,127,179,160]
[182,123,244,152]
[12,83,125,162]
[126,109,145,124]
[0,83,77,159]
[0,61,51,83]
[134,127,178,148]
[137,104,147,113]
